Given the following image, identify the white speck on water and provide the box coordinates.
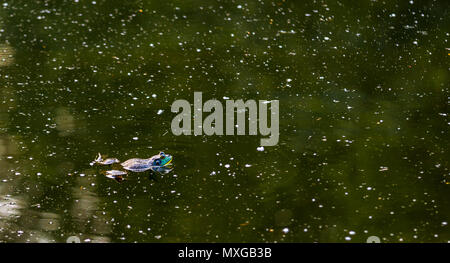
[224,164,230,168]
[282,228,289,234]
[157,109,164,115]
[345,236,351,241]
[379,166,389,171]
[257,146,264,151]
[152,94,157,98]
[223,96,230,100]
[349,231,356,235]
[245,164,252,167]
[133,137,139,141]
[442,222,448,226]
[286,78,292,82]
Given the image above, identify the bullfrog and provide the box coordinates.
[92,151,173,181]
[121,152,173,172]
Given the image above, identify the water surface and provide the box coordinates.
[0,0,448,242]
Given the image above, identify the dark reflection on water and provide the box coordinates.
[0,1,448,242]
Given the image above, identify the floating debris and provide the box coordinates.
[379,166,389,172]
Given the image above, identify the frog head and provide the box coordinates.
[151,152,173,167]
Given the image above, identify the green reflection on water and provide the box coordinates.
[0,0,448,242]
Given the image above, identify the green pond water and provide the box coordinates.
[0,0,448,242]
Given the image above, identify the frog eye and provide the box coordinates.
[154,159,161,166]
[160,152,165,157]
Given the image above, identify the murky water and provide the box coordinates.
[0,1,448,242]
